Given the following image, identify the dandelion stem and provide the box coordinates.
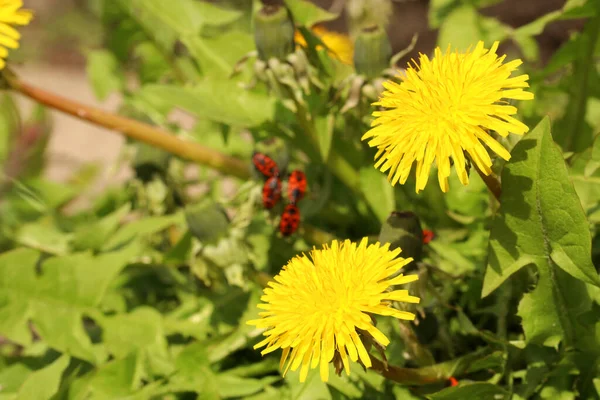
[474,164,501,201]
[369,346,495,385]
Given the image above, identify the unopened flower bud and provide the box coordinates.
[353,25,392,80]
[253,5,295,61]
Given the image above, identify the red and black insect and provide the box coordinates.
[279,204,301,237]
[287,170,307,205]
[422,229,435,244]
[252,152,279,179]
[262,176,282,209]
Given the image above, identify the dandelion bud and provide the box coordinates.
[353,25,392,80]
[253,5,295,61]
[378,211,424,262]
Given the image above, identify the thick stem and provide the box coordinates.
[5,72,250,179]
[475,164,501,201]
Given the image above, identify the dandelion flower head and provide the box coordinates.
[0,0,32,70]
[362,41,534,193]
[295,25,354,65]
[248,238,419,382]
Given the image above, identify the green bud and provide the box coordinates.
[133,142,172,182]
[185,199,230,244]
[378,211,424,262]
[253,5,295,61]
[353,25,392,80]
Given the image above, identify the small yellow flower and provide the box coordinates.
[295,25,354,65]
[248,238,419,382]
[0,0,32,70]
[362,41,534,193]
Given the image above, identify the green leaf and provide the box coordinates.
[102,307,174,376]
[15,355,70,400]
[428,383,509,399]
[215,374,281,398]
[570,135,600,222]
[0,246,137,363]
[139,82,276,127]
[183,31,254,78]
[184,199,230,244]
[436,5,480,51]
[315,114,335,163]
[283,0,337,26]
[86,50,125,101]
[70,352,162,400]
[164,342,220,396]
[102,212,184,250]
[72,203,131,251]
[483,117,599,347]
[360,167,395,223]
[14,217,73,255]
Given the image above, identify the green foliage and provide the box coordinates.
[3,0,600,399]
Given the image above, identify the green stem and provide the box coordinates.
[294,97,362,194]
[564,13,600,152]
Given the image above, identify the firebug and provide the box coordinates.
[287,170,307,204]
[262,176,282,209]
[422,229,434,244]
[252,152,279,178]
[279,204,301,236]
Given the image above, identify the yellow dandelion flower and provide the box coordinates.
[295,25,354,65]
[247,238,419,382]
[0,0,32,70]
[361,41,534,193]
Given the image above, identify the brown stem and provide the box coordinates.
[474,164,501,201]
[369,346,496,386]
[4,71,250,179]
[3,71,337,246]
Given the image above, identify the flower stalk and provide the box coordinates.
[474,164,502,201]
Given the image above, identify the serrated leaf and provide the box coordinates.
[428,383,509,400]
[483,117,599,348]
[72,203,131,251]
[69,352,161,400]
[102,307,174,376]
[183,31,254,78]
[14,218,73,255]
[360,167,395,223]
[0,246,137,363]
[283,0,337,26]
[15,355,70,400]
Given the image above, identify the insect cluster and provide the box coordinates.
[252,152,307,237]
